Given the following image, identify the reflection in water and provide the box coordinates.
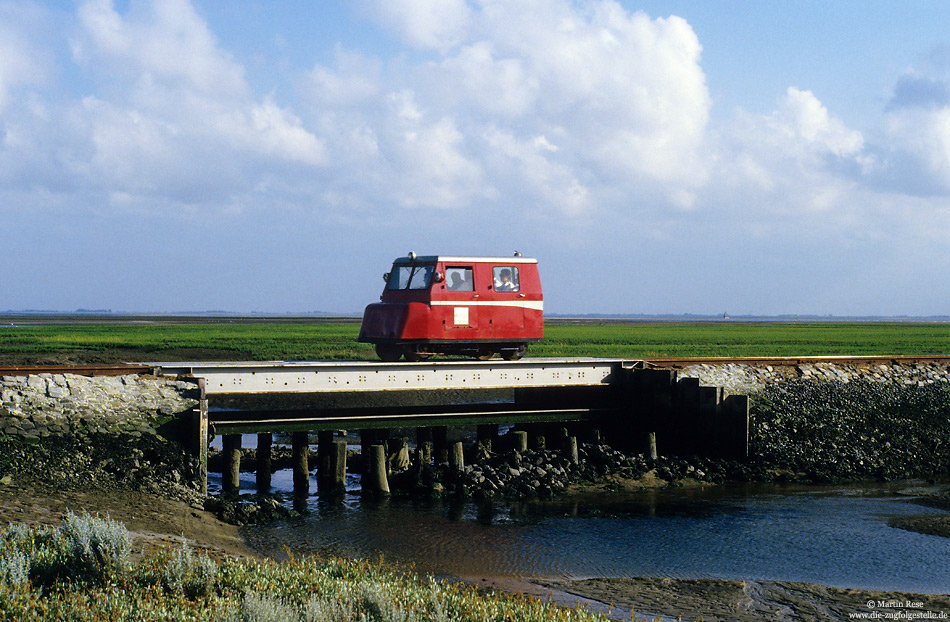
[236,472,950,594]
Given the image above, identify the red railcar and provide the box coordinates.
[358,253,543,361]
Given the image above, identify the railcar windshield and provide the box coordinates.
[387,263,434,290]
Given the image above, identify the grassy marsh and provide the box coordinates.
[1,319,949,363]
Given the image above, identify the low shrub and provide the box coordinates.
[60,510,132,581]
[0,551,28,589]
[228,591,300,622]
[164,542,218,598]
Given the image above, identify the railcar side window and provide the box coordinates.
[446,267,474,291]
[387,264,434,290]
[492,266,519,292]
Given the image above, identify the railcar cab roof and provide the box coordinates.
[392,254,538,264]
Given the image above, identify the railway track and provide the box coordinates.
[2,355,950,378]
[642,355,950,368]
[0,364,155,377]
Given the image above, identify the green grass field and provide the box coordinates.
[1,319,949,362]
[536,321,950,358]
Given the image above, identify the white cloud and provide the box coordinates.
[881,72,950,195]
[482,127,590,215]
[462,2,711,189]
[229,98,326,166]
[381,99,486,209]
[431,42,536,118]
[711,87,868,219]
[40,0,327,210]
[321,0,712,213]
[0,3,53,114]
[772,87,864,157]
[73,0,247,99]
[884,106,950,194]
[358,0,471,52]
[302,46,382,108]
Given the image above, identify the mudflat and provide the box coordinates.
[534,576,950,622]
[0,481,253,560]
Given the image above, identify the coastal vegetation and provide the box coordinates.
[0,513,618,622]
[2,319,950,363]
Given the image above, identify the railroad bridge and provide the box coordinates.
[151,358,750,496]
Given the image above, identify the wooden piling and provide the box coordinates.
[360,429,376,472]
[449,441,465,474]
[566,435,579,465]
[418,441,432,466]
[432,426,449,464]
[365,444,390,494]
[328,439,347,493]
[222,434,241,495]
[256,433,272,492]
[645,431,658,461]
[292,432,310,497]
[511,430,528,452]
[615,367,675,453]
[415,428,433,467]
[477,424,498,452]
[390,437,410,470]
[317,431,333,489]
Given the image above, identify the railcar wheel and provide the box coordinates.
[476,346,496,360]
[375,344,403,362]
[501,344,527,361]
[404,348,431,362]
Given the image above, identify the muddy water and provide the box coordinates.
[222,465,950,594]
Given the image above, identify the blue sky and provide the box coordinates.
[3,1,950,316]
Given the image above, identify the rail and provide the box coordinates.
[643,355,950,368]
[0,364,154,377]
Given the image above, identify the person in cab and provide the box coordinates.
[494,268,516,292]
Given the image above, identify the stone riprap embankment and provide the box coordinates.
[0,373,198,440]
[404,443,749,501]
[749,379,950,482]
[679,360,950,396]
[674,361,950,483]
[0,373,204,503]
